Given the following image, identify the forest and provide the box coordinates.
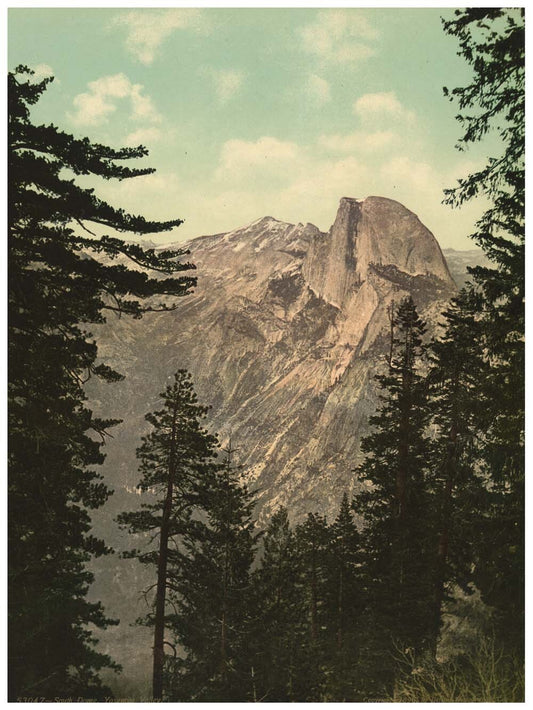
[8,8,524,703]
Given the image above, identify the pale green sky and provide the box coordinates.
[9,7,504,249]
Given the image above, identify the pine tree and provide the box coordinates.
[353,297,435,690]
[426,290,488,645]
[117,371,219,700]
[291,512,330,700]
[8,66,195,700]
[442,8,524,655]
[165,444,257,702]
[250,507,302,702]
[322,493,365,701]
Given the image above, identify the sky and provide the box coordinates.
[8,6,504,250]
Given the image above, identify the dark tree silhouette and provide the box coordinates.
[250,507,301,702]
[442,8,525,656]
[117,371,219,700]
[8,66,195,700]
[426,290,488,646]
[166,444,257,702]
[353,297,435,689]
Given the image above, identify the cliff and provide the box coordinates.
[87,195,459,687]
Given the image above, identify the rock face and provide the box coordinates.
[88,195,456,690]
[304,196,452,307]
[91,195,455,524]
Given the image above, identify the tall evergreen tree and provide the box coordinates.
[251,500,366,702]
[354,297,435,690]
[426,290,488,645]
[291,512,330,701]
[166,445,257,702]
[442,8,525,655]
[322,493,365,701]
[116,370,219,700]
[250,506,303,702]
[8,66,195,700]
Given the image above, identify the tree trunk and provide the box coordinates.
[152,403,178,701]
[337,566,344,651]
[432,421,457,655]
[310,550,318,645]
[396,333,412,522]
[395,330,413,643]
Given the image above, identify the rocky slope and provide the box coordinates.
[90,196,455,523]
[87,195,467,691]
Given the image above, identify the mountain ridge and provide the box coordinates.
[87,195,482,684]
[91,195,456,523]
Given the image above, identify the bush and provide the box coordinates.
[391,636,524,702]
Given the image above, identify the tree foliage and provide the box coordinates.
[249,500,367,702]
[443,8,524,265]
[442,8,525,654]
[119,374,258,702]
[426,290,488,639]
[117,370,219,700]
[165,445,257,702]
[8,66,195,700]
[322,493,365,700]
[249,507,302,701]
[354,297,436,676]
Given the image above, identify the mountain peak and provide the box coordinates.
[249,215,284,228]
[339,196,365,205]
[93,192,458,533]
[303,195,454,307]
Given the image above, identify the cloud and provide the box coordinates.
[68,74,161,127]
[32,63,55,80]
[211,136,372,226]
[281,156,369,209]
[124,127,163,147]
[216,137,300,181]
[319,130,396,153]
[96,171,182,223]
[112,9,209,65]
[354,91,416,123]
[207,69,245,104]
[306,74,331,106]
[89,127,486,252]
[299,10,378,64]
[185,132,482,251]
[381,156,436,190]
[215,135,373,199]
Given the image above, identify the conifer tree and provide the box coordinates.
[116,371,219,701]
[166,445,257,702]
[250,507,302,702]
[323,493,365,701]
[427,290,488,645]
[354,297,435,689]
[291,512,330,700]
[442,8,524,655]
[8,66,195,700]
